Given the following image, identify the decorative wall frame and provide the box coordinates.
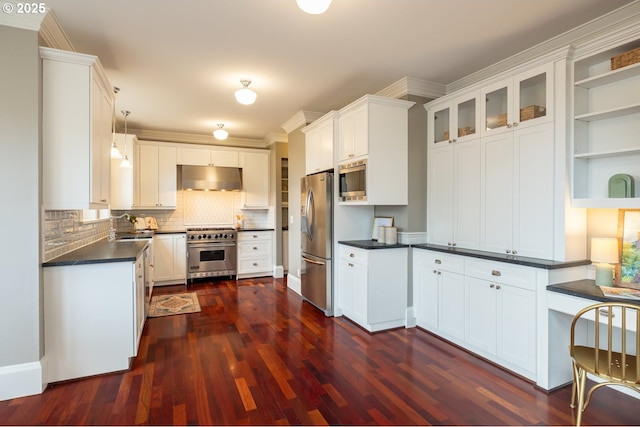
[617,209,640,285]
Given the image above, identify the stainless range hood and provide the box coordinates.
[179,165,243,191]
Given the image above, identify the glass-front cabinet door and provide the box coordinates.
[455,92,480,142]
[481,63,553,136]
[429,103,451,147]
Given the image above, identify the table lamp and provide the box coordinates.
[590,237,618,286]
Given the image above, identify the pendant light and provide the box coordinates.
[235,79,257,105]
[110,87,122,158]
[213,124,229,140]
[120,110,132,169]
[297,0,332,14]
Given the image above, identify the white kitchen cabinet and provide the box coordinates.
[136,143,177,209]
[464,258,537,377]
[110,133,138,210]
[153,233,186,285]
[41,47,114,210]
[44,256,145,383]
[481,63,554,137]
[338,244,408,332]
[480,122,554,259]
[337,95,415,205]
[240,150,270,209]
[178,146,239,167]
[571,37,640,207]
[302,111,336,175]
[237,230,273,278]
[413,250,465,341]
[427,138,481,249]
[428,91,481,147]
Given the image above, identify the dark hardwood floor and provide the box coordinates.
[1,277,638,425]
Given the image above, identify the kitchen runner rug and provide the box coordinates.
[148,292,201,317]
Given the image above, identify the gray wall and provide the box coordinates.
[287,127,305,282]
[374,94,431,232]
[0,25,42,373]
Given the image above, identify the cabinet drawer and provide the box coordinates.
[238,241,271,257]
[238,231,272,242]
[413,249,464,274]
[465,258,535,291]
[339,245,368,265]
[239,257,271,273]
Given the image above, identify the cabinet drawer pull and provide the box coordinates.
[435,259,442,264]
[491,270,501,277]
[100,199,107,203]
[349,253,355,258]
[253,247,258,250]
[348,263,354,267]
[253,262,258,266]
[253,235,259,238]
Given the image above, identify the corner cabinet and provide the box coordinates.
[571,37,640,207]
[135,142,177,209]
[302,111,336,175]
[338,95,415,205]
[240,151,270,209]
[41,47,114,210]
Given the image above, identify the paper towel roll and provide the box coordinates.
[385,227,398,245]
[377,226,387,243]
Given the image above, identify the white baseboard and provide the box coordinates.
[0,359,46,401]
[405,306,416,328]
[287,273,301,296]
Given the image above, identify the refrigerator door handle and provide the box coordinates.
[306,187,315,241]
[302,255,325,266]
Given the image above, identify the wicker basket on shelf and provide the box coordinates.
[611,47,640,70]
[520,105,546,122]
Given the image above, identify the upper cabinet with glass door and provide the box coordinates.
[427,91,481,148]
[481,63,554,136]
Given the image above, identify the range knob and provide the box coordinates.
[206,234,211,239]
[223,234,228,238]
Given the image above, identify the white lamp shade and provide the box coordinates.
[297,0,332,14]
[110,141,122,158]
[120,155,132,169]
[235,87,257,105]
[213,128,229,140]
[590,237,618,264]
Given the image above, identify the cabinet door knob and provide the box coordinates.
[452,243,457,247]
[491,270,501,276]
[348,263,354,267]
[433,269,437,274]
[435,259,442,264]
[496,285,501,290]
[437,271,441,275]
[507,123,512,128]
[513,122,519,127]
[512,250,518,255]
[506,249,511,254]
[253,262,258,266]
[490,284,495,288]
[349,253,354,258]
[253,247,258,250]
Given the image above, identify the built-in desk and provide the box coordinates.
[542,280,640,394]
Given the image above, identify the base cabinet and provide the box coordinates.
[44,258,144,383]
[338,244,408,332]
[153,233,186,285]
[237,231,273,278]
[413,248,537,380]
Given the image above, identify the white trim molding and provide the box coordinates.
[281,110,325,134]
[377,77,446,100]
[287,273,301,296]
[0,360,46,401]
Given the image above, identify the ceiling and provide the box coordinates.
[42,0,635,144]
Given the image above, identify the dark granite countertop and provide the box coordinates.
[412,244,591,270]
[237,228,274,232]
[338,240,409,250]
[43,239,149,267]
[547,279,640,304]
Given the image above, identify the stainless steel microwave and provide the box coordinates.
[339,159,367,201]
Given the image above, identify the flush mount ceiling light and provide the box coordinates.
[120,110,132,169]
[296,0,332,14]
[110,87,122,158]
[213,124,229,140]
[234,79,257,105]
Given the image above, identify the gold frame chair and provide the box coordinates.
[569,301,640,426]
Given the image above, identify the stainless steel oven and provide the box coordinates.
[186,228,237,279]
[339,159,367,201]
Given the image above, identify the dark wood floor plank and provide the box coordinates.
[1,277,640,425]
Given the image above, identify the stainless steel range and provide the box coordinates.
[186,227,237,280]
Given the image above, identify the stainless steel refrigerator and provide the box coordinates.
[301,171,333,316]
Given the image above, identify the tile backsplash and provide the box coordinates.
[43,211,110,262]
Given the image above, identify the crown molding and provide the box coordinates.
[377,77,446,100]
[264,132,288,147]
[130,128,267,149]
[38,10,74,50]
[281,110,325,134]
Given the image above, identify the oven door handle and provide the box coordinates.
[188,242,236,248]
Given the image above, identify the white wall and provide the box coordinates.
[0,25,45,400]
[286,127,305,291]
